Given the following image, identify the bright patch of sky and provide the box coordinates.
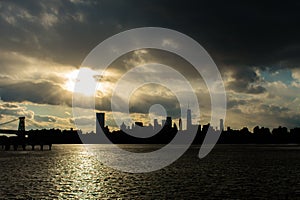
[260,69,294,85]
[24,103,72,118]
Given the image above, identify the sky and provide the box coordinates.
[0,0,300,132]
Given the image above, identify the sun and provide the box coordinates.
[65,69,79,92]
[64,67,102,96]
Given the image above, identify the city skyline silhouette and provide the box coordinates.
[1,106,300,149]
[1,1,300,199]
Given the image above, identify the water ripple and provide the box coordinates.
[0,144,299,199]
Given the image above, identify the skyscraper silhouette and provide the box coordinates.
[96,113,105,134]
[154,119,159,130]
[166,117,172,127]
[179,118,182,131]
[187,107,192,130]
[220,119,224,131]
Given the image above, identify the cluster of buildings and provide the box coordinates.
[96,107,225,134]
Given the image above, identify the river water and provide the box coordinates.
[0,144,299,199]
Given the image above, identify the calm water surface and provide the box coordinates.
[0,144,299,199]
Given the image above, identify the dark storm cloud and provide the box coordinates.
[1,0,300,68]
[0,0,133,66]
[171,1,300,69]
[0,81,72,106]
[227,67,267,93]
[1,0,300,101]
[107,49,203,82]
[1,0,299,96]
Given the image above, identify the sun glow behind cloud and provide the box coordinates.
[1,0,300,133]
[64,67,106,96]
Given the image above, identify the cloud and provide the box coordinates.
[0,50,75,90]
[71,116,94,126]
[0,0,124,66]
[0,0,300,130]
[0,81,72,106]
[0,0,299,70]
[0,102,34,119]
[34,115,57,122]
[259,104,289,114]
[129,89,180,117]
[292,69,300,80]
[0,101,75,130]
[227,99,247,109]
[40,12,58,28]
[226,67,266,94]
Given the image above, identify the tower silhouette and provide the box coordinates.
[187,106,192,130]
[17,117,26,138]
[154,119,159,131]
[179,118,182,131]
[166,117,172,127]
[96,113,105,134]
[18,117,25,132]
[220,119,224,131]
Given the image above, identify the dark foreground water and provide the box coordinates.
[0,144,299,199]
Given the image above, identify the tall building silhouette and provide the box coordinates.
[187,107,192,130]
[166,116,172,127]
[154,119,159,131]
[220,119,224,131]
[179,118,182,131]
[96,113,105,134]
